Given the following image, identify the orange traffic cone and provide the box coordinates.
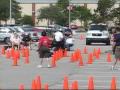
[11,48,14,58]
[70,53,74,62]
[83,46,87,54]
[88,76,94,90]
[95,49,100,60]
[24,48,29,64]
[21,47,25,57]
[107,53,112,62]
[36,76,41,89]
[19,84,24,90]
[44,83,49,90]
[58,49,62,59]
[55,51,59,60]
[64,49,68,57]
[6,50,11,59]
[63,76,69,90]
[75,50,79,61]
[13,51,18,66]
[25,56,29,64]
[76,49,81,59]
[71,81,78,90]
[98,48,101,54]
[59,49,62,58]
[93,48,97,57]
[16,50,20,60]
[73,53,77,62]
[25,47,29,57]
[78,54,84,66]
[110,77,116,90]
[51,55,56,68]
[87,53,93,64]
[1,47,5,55]
[31,80,37,90]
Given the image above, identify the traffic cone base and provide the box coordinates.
[63,76,69,90]
[111,77,117,90]
[88,76,94,90]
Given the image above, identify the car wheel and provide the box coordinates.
[86,40,91,45]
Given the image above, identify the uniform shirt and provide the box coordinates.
[66,37,74,44]
[39,36,50,48]
[54,31,64,42]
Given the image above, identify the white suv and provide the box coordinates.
[86,23,110,45]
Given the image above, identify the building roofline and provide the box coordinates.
[15,0,120,4]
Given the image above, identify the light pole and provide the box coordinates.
[68,0,71,29]
[10,0,12,24]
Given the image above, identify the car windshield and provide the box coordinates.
[89,25,107,31]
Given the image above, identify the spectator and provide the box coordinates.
[65,35,74,51]
[22,33,32,49]
[10,32,21,50]
[37,31,51,68]
[64,28,73,37]
[53,30,65,51]
[112,26,120,70]
[110,27,116,53]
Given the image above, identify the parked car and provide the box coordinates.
[14,26,39,42]
[66,25,78,29]
[0,27,14,44]
[86,23,110,45]
[33,28,44,38]
[70,25,78,29]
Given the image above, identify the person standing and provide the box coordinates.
[65,35,74,51]
[110,27,116,54]
[10,32,21,50]
[37,31,51,68]
[112,26,120,70]
[54,30,65,51]
[22,33,32,49]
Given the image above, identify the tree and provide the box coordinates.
[21,15,34,26]
[95,0,116,22]
[111,6,120,25]
[75,6,92,27]
[56,0,73,25]
[0,0,21,24]
[0,0,10,23]
[57,0,69,10]
[37,0,92,26]
[37,0,72,26]
[37,5,61,25]
[11,0,22,24]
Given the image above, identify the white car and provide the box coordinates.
[86,23,110,45]
[0,27,14,44]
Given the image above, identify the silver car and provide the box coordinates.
[14,26,39,42]
[0,27,14,44]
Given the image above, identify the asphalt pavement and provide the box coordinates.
[0,32,119,89]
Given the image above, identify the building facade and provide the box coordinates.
[15,0,120,26]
